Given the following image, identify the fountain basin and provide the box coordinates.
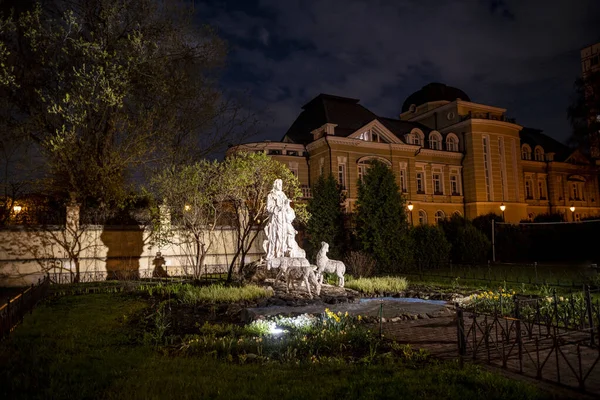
[242,297,453,323]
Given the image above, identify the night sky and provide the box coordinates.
[197,0,600,145]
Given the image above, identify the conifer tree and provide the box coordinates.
[306,174,345,259]
[355,160,411,271]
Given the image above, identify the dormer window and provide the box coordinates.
[446,135,459,152]
[534,146,544,161]
[429,132,442,150]
[521,144,532,160]
[408,129,424,146]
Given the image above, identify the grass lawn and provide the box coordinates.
[402,262,599,294]
[0,293,549,400]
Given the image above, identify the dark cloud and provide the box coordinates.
[198,0,600,143]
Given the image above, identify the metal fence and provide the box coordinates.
[0,276,50,340]
[456,285,600,394]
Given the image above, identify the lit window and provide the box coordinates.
[357,165,366,183]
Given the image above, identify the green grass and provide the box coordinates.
[345,276,409,294]
[406,262,598,288]
[0,293,549,400]
[177,283,273,304]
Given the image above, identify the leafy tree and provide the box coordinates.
[222,152,307,281]
[0,0,256,217]
[568,70,600,154]
[150,161,227,280]
[438,213,469,263]
[453,224,490,265]
[472,213,503,242]
[410,225,451,272]
[355,160,411,271]
[532,212,565,223]
[306,174,344,260]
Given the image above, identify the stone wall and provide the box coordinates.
[0,225,265,286]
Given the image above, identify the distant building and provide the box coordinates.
[229,83,600,223]
[580,42,600,158]
[581,42,600,77]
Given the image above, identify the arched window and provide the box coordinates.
[452,210,462,217]
[534,146,544,161]
[434,210,445,224]
[408,129,424,146]
[446,134,459,152]
[429,132,442,150]
[418,210,427,225]
[521,144,532,160]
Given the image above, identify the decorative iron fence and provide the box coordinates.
[0,276,50,340]
[457,285,600,394]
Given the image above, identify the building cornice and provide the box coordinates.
[417,149,464,159]
[439,119,522,132]
[228,141,307,152]
[404,100,508,122]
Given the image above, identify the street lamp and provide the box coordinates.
[499,203,506,222]
[570,204,575,222]
[407,202,414,226]
[13,205,22,213]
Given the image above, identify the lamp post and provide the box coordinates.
[570,204,575,222]
[407,202,414,226]
[499,203,506,222]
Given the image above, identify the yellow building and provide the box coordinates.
[229,83,600,223]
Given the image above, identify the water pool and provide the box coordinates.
[359,297,448,306]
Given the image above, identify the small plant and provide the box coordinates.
[345,276,408,294]
[344,251,376,278]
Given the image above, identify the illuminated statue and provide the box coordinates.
[264,179,298,259]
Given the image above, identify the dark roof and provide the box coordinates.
[519,127,572,161]
[283,93,429,144]
[401,82,471,113]
[377,117,432,138]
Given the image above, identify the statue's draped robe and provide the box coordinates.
[265,189,289,259]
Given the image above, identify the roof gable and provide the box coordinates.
[347,120,404,144]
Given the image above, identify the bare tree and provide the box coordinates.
[149,160,228,280]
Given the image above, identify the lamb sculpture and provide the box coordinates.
[266,256,321,298]
[315,241,346,287]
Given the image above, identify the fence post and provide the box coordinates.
[491,219,496,262]
[456,304,466,362]
[584,284,595,347]
[6,297,10,337]
[514,296,523,373]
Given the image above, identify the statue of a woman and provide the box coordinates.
[264,179,296,259]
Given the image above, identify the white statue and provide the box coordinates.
[264,179,297,260]
[266,257,321,298]
[262,179,320,296]
[315,242,346,287]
